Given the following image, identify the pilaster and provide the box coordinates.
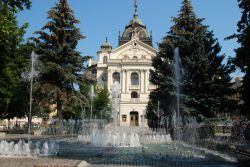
[144,70,147,93]
[126,70,130,93]
[122,70,126,93]
[140,70,144,93]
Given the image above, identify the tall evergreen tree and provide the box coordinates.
[204,31,236,117]
[31,0,88,120]
[227,0,250,118]
[148,0,234,122]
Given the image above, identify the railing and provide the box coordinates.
[130,98,140,103]
[120,98,148,104]
[129,85,140,90]
[97,63,107,67]
[108,59,121,63]
[108,59,151,64]
[148,85,157,90]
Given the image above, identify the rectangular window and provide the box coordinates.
[122,115,127,122]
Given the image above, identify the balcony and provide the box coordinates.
[108,59,121,63]
[97,63,107,68]
[129,85,140,90]
[108,59,151,65]
[120,98,140,103]
[130,98,140,103]
[122,59,150,63]
[120,98,148,104]
[110,86,121,92]
[148,85,157,90]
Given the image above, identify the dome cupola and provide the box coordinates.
[101,37,112,52]
[119,0,152,46]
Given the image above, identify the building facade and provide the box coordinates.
[89,1,157,127]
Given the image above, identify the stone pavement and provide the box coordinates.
[0,157,150,167]
[0,157,82,167]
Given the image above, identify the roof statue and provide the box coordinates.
[132,26,140,40]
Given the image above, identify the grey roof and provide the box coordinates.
[119,15,152,46]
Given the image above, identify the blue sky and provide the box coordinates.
[17,0,242,78]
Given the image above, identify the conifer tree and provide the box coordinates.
[204,31,236,117]
[227,0,250,118]
[32,0,88,120]
[148,0,234,122]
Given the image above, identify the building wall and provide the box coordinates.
[96,40,157,127]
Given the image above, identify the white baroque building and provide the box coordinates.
[88,1,157,127]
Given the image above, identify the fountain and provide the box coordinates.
[21,51,40,141]
[0,49,240,167]
[0,51,60,157]
[77,81,150,147]
[90,85,95,120]
[111,81,120,128]
[0,140,58,157]
[68,53,236,166]
[173,47,182,141]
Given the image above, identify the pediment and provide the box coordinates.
[111,39,157,60]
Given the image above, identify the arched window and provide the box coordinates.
[131,91,139,98]
[103,56,108,64]
[113,72,120,83]
[131,72,139,85]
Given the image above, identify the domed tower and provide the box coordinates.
[95,0,157,128]
[119,0,152,46]
[100,37,112,52]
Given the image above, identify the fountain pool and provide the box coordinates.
[58,140,238,167]
[0,48,242,167]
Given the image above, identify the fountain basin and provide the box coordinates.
[58,140,238,167]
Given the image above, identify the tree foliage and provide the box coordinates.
[227,0,250,117]
[0,4,31,119]
[31,0,88,120]
[93,87,111,119]
[148,0,235,122]
[79,85,111,120]
[1,0,31,11]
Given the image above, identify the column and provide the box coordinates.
[122,70,126,93]
[126,70,130,93]
[140,70,144,93]
[144,70,147,93]
[125,70,127,93]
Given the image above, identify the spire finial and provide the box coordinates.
[105,37,108,43]
[134,0,138,16]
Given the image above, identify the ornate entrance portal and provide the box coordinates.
[130,111,139,126]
